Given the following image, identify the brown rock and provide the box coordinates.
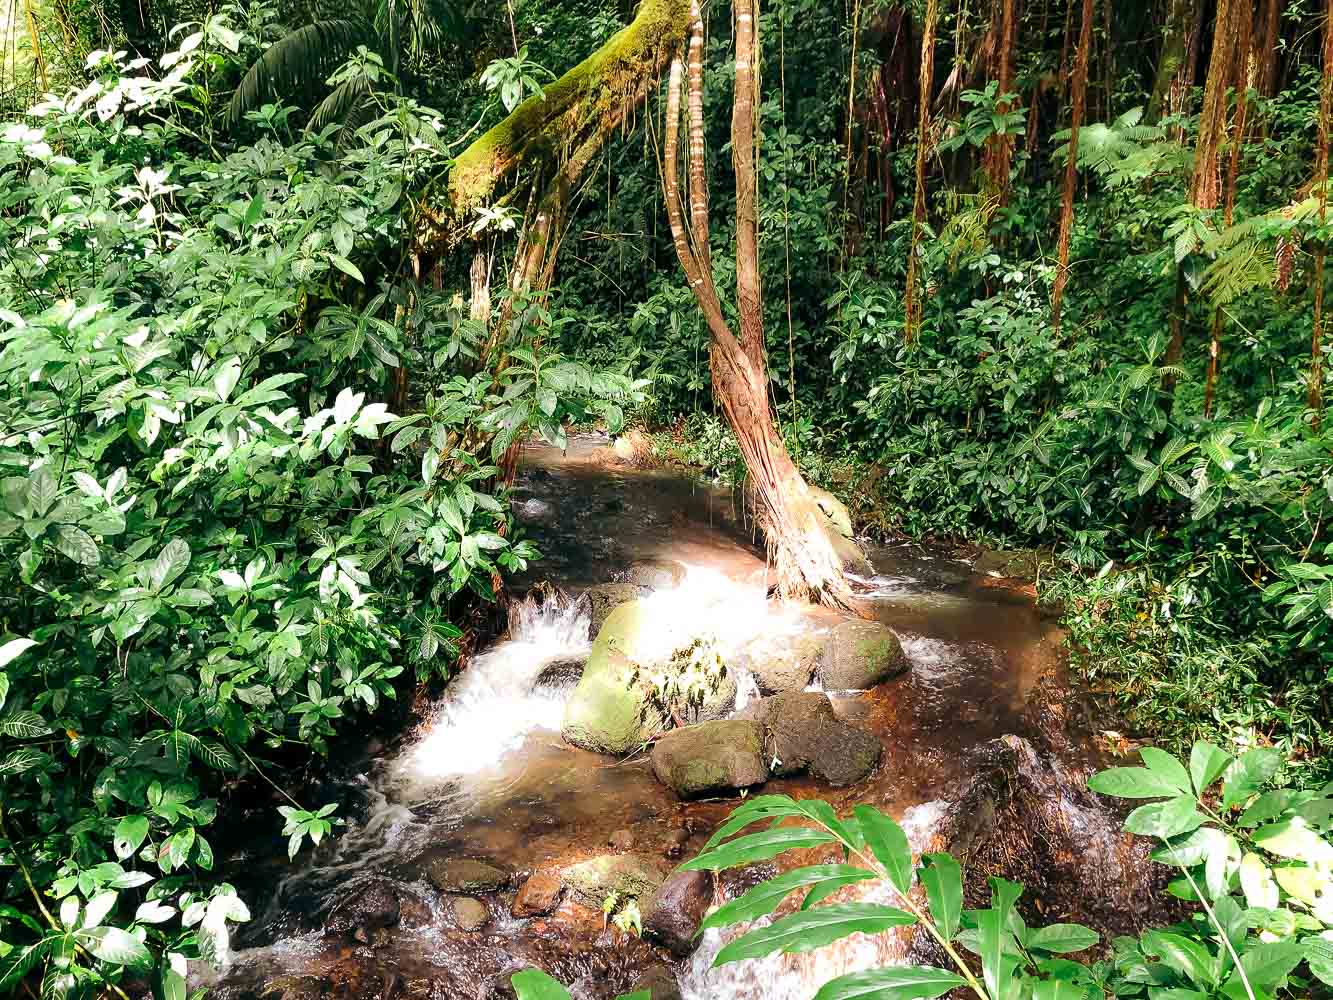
[451,896,489,931]
[662,828,690,859]
[630,965,682,1000]
[422,856,510,894]
[511,872,563,918]
[608,828,634,850]
[650,720,768,798]
[642,870,713,957]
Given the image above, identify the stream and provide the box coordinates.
[206,434,1160,1000]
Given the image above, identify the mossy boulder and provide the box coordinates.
[808,486,854,538]
[583,582,649,641]
[563,601,736,755]
[749,691,882,786]
[650,720,768,798]
[422,857,510,894]
[741,630,823,693]
[531,656,586,692]
[818,620,908,690]
[562,601,674,754]
[560,853,668,907]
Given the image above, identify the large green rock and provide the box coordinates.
[562,600,674,754]
[818,620,908,690]
[560,853,667,907]
[808,485,854,539]
[562,600,735,755]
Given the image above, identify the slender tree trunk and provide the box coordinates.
[903,0,939,344]
[1148,0,1202,125]
[984,0,1018,201]
[1204,5,1253,418]
[663,0,865,606]
[1310,0,1333,425]
[1051,0,1094,334]
[1257,0,1281,96]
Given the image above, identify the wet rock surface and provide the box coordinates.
[323,881,400,940]
[560,853,668,907]
[451,897,490,931]
[624,558,689,589]
[817,619,908,690]
[650,720,768,798]
[423,857,510,894]
[749,691,883,786]
[641,870,713,957]
[584,582,648,640]
[511,872,563,918]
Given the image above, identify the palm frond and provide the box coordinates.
[307,75,378,143]
[225,19,375,129]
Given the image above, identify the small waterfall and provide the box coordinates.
[389,591,591,799]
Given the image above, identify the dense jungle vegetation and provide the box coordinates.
[2,0,1333,994]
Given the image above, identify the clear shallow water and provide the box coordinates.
[208,435,1115,1000]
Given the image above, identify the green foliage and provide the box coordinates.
[521,743,1329,999]
[0,23,642,997]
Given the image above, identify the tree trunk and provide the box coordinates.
[1310,0,1332,425]
[1051,0,1094,335]
[1147,0,1200,125]
[903,0,939,344]
[663,0,865,606]
[984,0,1018,201]
[1204,4,1253,418]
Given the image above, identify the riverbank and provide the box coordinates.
[636,415,1332,788]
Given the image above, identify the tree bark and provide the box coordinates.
[984,0,1018,202]
[1147,0,1200,125]
[663,2,865,607]
[1204,5,1253,418]
[1050,0,1094,335]
[1309,0,1332,425]
[903,0,939,344]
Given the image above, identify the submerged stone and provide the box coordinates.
[650,720,768,798]
[560,853,667,908]
[451,896,490,931]
[641,869,713,957]
[630,965,683,1000]
[423,856,510,894]
[532,655,586,692]
[818,619,908,690]
[323,880,400,940]
[624,558,688,590]
[512,872,563,918]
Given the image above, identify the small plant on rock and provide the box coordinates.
[631,636,729,731]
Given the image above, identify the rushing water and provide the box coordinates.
[208,434,1147,1000]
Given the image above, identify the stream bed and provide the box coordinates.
[206,435,1163,1000]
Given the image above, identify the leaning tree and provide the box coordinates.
[420,0,867,607]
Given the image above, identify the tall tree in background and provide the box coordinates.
[1163,0,1241,401]
[1147,0,1201,125]
[1310,0,1333,424]
[1204,6,1253,417]
[984,0,1018,201]
[903,0,939,343]
[1051,0,1094,333]
[663,0,866,605]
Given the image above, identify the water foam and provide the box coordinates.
[389,591,592,797]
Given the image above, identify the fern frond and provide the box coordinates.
[1201,242,1276,306]
[225,19,375,129]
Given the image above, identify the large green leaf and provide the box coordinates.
[113,816,149,861]
[853,805,913,893]
[510,970,570,1000]
[81,926,152,969]
[1189,741,1231,795]
[1140,930,1215,988]
[0,710,52,738]
[1220,748,1282,809]
[698,795,805,852]
[1236,939,1303,989]
[699,865,876,933]
[1123,795,1205,840]
[713,903,916,966]
[0,637,37,669]
[681,826,836,871]
[1026,923,1100,954]
[1087,766,1182,799]
[918,853,962,942]
[811,966,966,1000]
[1139,748,1191,793]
